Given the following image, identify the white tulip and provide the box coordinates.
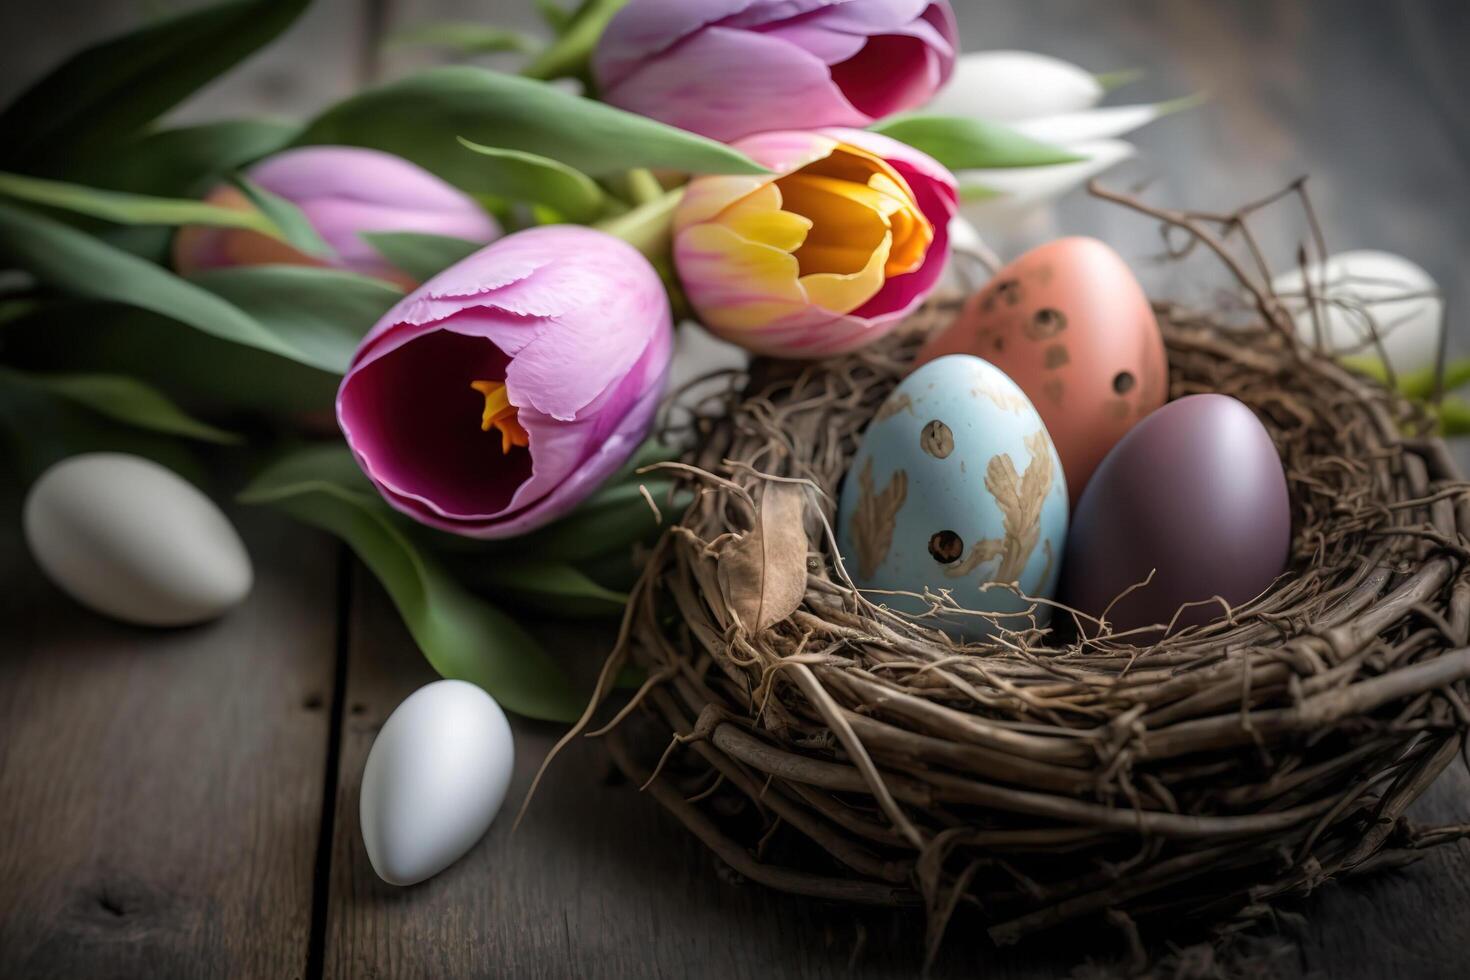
[957,139,1137,230]
[1012,98,1196,145]
[1271,250,1443,375]
[924,51,1103,123]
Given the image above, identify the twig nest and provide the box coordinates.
[605,292,1470,955]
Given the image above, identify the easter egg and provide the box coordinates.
[837,355,1068,640]
[1271,250,1442,374]
[360,680,515,886]
[913,237,1167,502]
[1060,394,1291,635]
[23,452,252,627]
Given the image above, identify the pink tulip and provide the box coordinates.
[336,226,674,538]
[593,0,958,142]
[673,128,957,358]
[174,146,501,286]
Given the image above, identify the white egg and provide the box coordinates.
[23,452,252,627]
[360,680,515,886]
[1271,250,1443,374]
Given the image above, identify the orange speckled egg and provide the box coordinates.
[913,237,1167,502]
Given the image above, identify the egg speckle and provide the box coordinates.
[838,355,1069,640]
[914,238,1167,503]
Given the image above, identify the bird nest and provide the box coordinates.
[572,185,1470,964]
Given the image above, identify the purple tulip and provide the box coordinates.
[174,146,501,286]
[593,0,959,142]
[336,226,674,538]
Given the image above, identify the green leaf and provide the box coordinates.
[455,137,606,221]
[0,0,311,175]
[1095,68,1145,93]
[239,445,582,722]
[958,184,1003,203]
[1343,355,1470,401]
[0,301,340,421]
[361,231,484,283]
[0,378,206,488]
[0,200,316,367]
[65,118,297,197]
[1400,357,1470,401]
[0,366,240,444]
[189,265,403,376]
[0,169,280,234]
[522,0,628,83]
[1439,398,1470,436]
[516,477,684,562]
[0,297,43,327]
[229,174,332,258]
[467,558,629,617]
[295,66,766,185]
[596,188,682,260]
[870,115,1086,170]
[533,0,575,34]
[387,21,536,54]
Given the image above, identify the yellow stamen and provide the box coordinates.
[469,380,529,454]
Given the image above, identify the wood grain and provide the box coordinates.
[0,500,341,980]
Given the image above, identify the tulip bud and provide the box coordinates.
[337,226,674,538]
[924,51,1104,123]
[174,146,501,286]
[673,129,957,358]
[594,0,958,142]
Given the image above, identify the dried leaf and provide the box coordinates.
[718,482,809,632]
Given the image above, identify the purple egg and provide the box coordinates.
[1060,394,1291,635]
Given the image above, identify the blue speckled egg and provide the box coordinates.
[837,354,1069,640]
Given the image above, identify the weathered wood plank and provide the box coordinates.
[0,499,342,980]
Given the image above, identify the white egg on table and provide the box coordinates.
[360,679,515,886]
[22,452,253,627]
[1271,250,1442,374]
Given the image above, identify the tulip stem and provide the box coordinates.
[624,168,664,207]
[596,187,682,260]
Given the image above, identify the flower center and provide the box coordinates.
[775,144,932,281]
[469,379,529,454]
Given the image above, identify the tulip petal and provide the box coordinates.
[718,183,811,253]
[924,50,1104,122]
[1012,99,1196,145]
[250,146,489,214]
[959,139,1136,216]
[675,222,810,331]
[801,233,892,314]
[595,1,955,142]
[601,26,867,143]
[295,198,501,275]
[338,329,530,520]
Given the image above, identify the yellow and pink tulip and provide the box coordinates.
[672,129,957,359]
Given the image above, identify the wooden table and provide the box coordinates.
[2,1,1468,977]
